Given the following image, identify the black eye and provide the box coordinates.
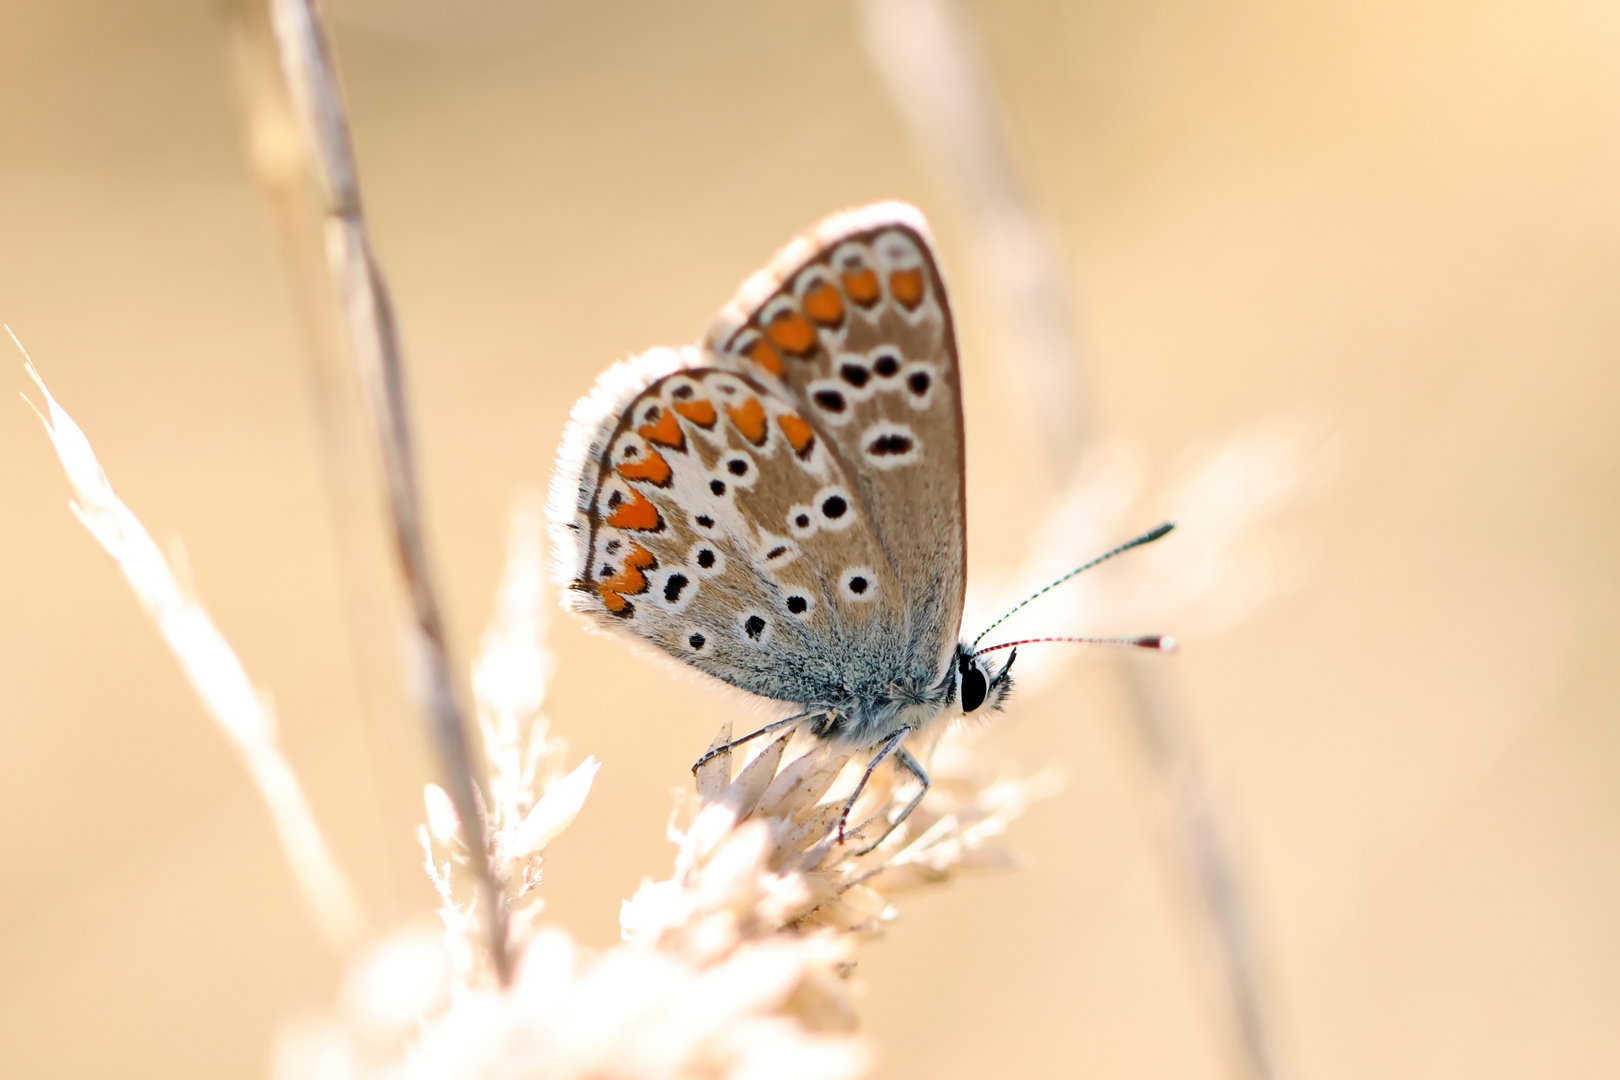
[961,664,988,713]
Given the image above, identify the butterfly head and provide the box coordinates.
[953,642,1016,715]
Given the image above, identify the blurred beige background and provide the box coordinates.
[2,1,1618,1077]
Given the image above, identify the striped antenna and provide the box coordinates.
[970,522,1176,648]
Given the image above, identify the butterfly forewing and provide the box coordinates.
[551,203,966,708]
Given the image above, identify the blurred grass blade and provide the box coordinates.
[19,340,365,951]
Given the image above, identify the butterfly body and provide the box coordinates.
[550,202,1014,840]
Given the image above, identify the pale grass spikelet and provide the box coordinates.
[280,501,878,1080]
[17,338,366,950]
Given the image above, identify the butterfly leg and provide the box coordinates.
[690,709,820,775]
[849,745,930,857]
[836,725,913,846]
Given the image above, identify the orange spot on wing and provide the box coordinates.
[673,399,718,428]
[842,267,880,306]
[743,337,784,376]
[726,397,768,446]
[637,408,686,451]
[616,447,672,487]
[890,268,925,310]
[776,412,816,458]
[802,281,845,327]
[597,543,655,614]
[605,488,663,531]
[764,308,817,355]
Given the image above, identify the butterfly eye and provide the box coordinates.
[960,663,989,713]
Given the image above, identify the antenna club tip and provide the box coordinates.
[1147,521,1176,541]
[1140,635,1178,653]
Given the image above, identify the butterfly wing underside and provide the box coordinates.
[549,203,966,708]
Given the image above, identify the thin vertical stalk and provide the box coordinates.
[224,0,510,982]
[858,2,1289,1076]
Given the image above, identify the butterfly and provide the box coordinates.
[549,202,1172,851]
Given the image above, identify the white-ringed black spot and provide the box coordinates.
[605,539,621,554]
[694,514,715,529]
[901,362,938,410]
[623,444,641,458]
[786,595,808,614]
[859,420,922,469]
[811,485,857,531]
[688,632,706,650]
[736,609,774,647]
[871,349,902,378]
[643,405,661,423]
[607,490,623,509]
[727,458,748,476]
[710,479,727,496]
[840,362,870,388]
[663,574,689,603]
[812,388,846,413]
[786,504,817,539]
[839,566,878,603]
[599,564,615,578]
[766,545,789,560]
[688,542,726,578]
[672,384,694,399]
